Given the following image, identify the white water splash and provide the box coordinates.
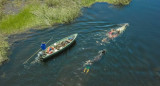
[116,23,129,34]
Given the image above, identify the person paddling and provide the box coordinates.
[41,42,46,54]
[38,42,46,60]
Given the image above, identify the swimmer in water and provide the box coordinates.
[108,29,116,38]
[83,49,106,74]
[108,29,122,39]
[102,38,108,43]
[108,23,129,39]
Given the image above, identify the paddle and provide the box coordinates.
[23,37,53,64]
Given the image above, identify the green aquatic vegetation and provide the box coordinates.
[0,34,9,66]
[0,6,37,34]
[106,0,131,5]
[0,7,3,20]
[81,0,97,7]
[33,1,81,26]
[0,0,7,20]
[0,0,81,34]
[45,0,62,7]
[82,0,131,6]
[0,0,7,8]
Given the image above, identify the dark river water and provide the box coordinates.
[1,0,160,86]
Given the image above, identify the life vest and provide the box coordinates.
[47,47,54,54]
[109,31,112,35]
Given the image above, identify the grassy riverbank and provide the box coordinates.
[81,0,131,7]
[0,0,131,34]
[0,0,81,34]
[0,0,131,65]
[0,0,7,20]
[0,34,9,66]
[0,0,9,65]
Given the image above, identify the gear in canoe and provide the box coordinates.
[37,33,78,61]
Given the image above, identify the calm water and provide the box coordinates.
[1,0,160,86]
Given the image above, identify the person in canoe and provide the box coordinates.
[37,42,46,60]
[41,42,46,54]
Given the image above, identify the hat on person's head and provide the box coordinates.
[42,42,45,44]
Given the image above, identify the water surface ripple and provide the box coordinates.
[1,0,160,86]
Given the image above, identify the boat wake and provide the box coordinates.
[115,23,129,34]
[85,23,129,73]
[99,23,129,44]
[30,57,41,64]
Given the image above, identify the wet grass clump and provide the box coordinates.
[0,7,37,34]
[0,0,81,34]
[0,0,9,65]
[33,0,81,26]
[106,0,131,5]
[0,34,9,66]
[0,0,7,20]
[82,0,131,6]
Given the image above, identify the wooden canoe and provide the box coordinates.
[39,33,78,61]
